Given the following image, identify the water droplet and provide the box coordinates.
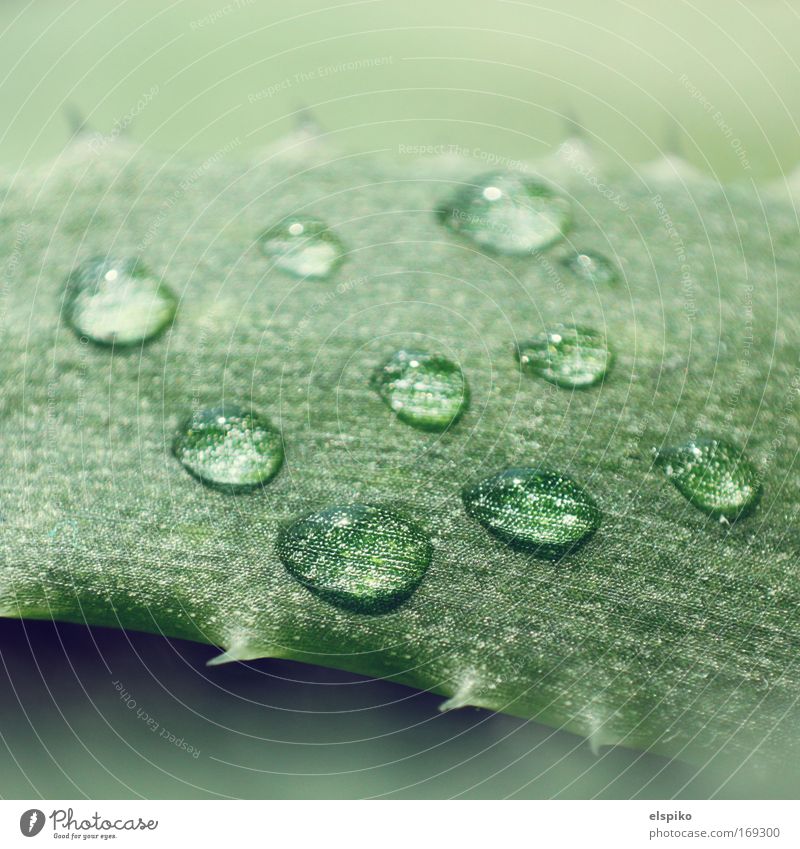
[277,504,432,613]
[516,325,612,388]
[371,350,469,431]
[562,251,619,285]
[173,404,284,491]
[258,215,345,279]
[654,438,761,520]
[436,171,571,255]
[64,256,177,346]
[462,467,601,556]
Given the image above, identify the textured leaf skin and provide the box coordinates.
[1,131,799,769]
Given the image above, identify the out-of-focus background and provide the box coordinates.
[1,0,798,799]
[2,0,800,177]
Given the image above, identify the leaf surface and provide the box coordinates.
[1,131,798,768]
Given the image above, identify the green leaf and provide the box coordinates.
[1,129,799,772]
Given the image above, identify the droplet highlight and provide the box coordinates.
[173,404,284,491]
[372,350,469,431]
[462,467,601,556]
[516,325,612,388]
[436,171,571,255]
[562,251,619,286]
[64,256,177,346]
[654,438,761,520]
[277,504,432,613]
[258,215,345,279]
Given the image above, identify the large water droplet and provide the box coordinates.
[462,467,601,556]
[654,438,761,520]
[277,504,432,613]
[64,256,177,346]
[173,404,284,491]
[371,350,469,431]
[436,171,571,255]
[516,325,612,388]
[258,215,345,279]
[562,251,619,286]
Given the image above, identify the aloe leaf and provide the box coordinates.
[1,129,798,771]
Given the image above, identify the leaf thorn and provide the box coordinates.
[439,672,480,712]
[207,639,283,667]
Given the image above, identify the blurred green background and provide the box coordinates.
[2,0,800,176]
[1,0,799,799]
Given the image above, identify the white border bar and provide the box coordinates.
[1,800,797,847]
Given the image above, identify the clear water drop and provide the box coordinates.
[562,251,619,285]
[277,504,432,613]
[258,215,345,279]
[371,350,469,431]
[64,256,177,346]
[462,467,601,556]
[173,404,284,491]
[516,325,612,388]
[654,438,761,520]
[436,171,571,255]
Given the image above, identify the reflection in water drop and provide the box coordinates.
[516,325,612,388]
[258,215,345,279]
[562,251,619,286]
[173,404,284,491]
[64,256,177,346]
[436,172,571,255]
[372,350,469,431]
[277,504,433,613]
[654,438,761,521]
[462,467,601,556]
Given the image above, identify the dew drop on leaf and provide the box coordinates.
[515,324,612,388]
[172,404,284,491]
[64,256,177,346]
[654,438,761,520]
[436,171,571,255]
[561,250,619,285]
[258,215,345,279]
[371,350,469,431]
[277,504,433,613]
[462,467,601,556]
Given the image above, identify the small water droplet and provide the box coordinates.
[654,438,761,520]
[516,325,612,388]
[258,215,345,279]
[371,350,469,431]
[462,467,601,556]
[436,171,571,255]
[562,251,619,285]
[277,504,432,613]
[64,256,177,346]
[173,404,284,491]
